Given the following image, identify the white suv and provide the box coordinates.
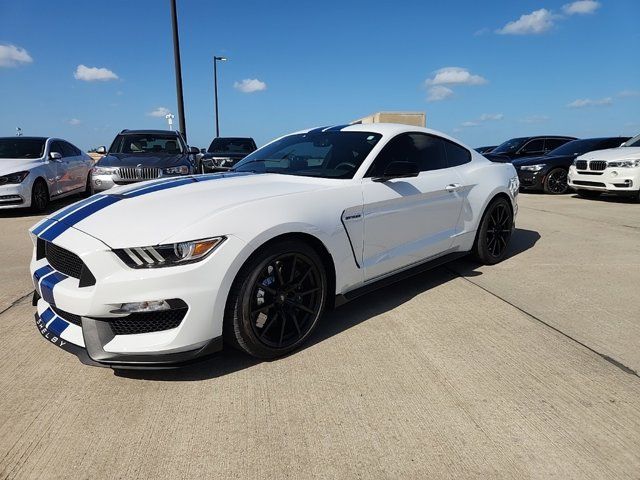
[568,133,640,200]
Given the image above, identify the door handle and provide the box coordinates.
[445,183,461,192]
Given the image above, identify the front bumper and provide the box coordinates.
[92,172,190,193]
[0,182,30,209]
[516,168,546,191]
[568,166,640,194]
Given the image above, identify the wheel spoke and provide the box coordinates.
[259,312,278,339]
[251,303,275,315]
[287,301,314,314]
[289,255,298,283]
[278,311,288,346]
[299,287,320,296]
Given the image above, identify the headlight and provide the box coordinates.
[163,165,190,175]
[607,159,640,168]
[520,164,545,172]
[114,237,225,268]
[0,171,29,184]
[92,166,118,175]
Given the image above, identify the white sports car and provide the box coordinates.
[29,124,519,368]
[1,136,93,211]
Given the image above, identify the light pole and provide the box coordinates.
[213,56,227,138]
[170,0,187,141]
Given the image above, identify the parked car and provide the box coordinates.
[29,123,518,368]
[568,133,640,200]
[0,136,93,212]
[485,136,576,163]
[200,137,257,172]
[91,129,200,192]
[514,137,629,194]
[475,146,496,154]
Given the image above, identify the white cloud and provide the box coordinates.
[496,9,555,35]
[519,115,551,124]
[479,113,504,121]
[74,64,118,82]
[563,1,600,15]
[618,90,640,98]
[426,85,454,102]
[567,97,613,108]
[147,107,171,117]
[426,67,487,86]
[233,78,267,93]
[68,118,81,126]
[0,44,33,67]
[461,121,480,127]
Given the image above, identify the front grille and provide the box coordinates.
[51,306,82,327]
[45,242,84,279]
[590,161,607,171]
[575,160,587,170]
[573,180,606,187]
[108,308,187,335]
[118,167,162,181]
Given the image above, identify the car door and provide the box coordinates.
[60,141,86,191]
[361,132,464,281]
[544,138,569,153]
[517,138,545,158]
[47,141,67,197]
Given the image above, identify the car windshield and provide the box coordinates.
[0,138,46,159]
[208,138,254,154]
[109,134,183,154]
[547,139,604,156]
[624,133,640,147]
[233,131,382,179]
[492,137,528,154]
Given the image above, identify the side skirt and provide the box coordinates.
[334,251,467,307]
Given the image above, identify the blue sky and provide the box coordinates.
[1,0,638,150]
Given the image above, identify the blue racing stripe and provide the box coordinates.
[49,195,106,222]
[47,317,69,336]
[41,308,55,325]
[124,177,197,198]
[33,264,54,282]
[40,195,121,242]
[40,272,68,306]
[305,126,331,135]
[31,219,57,236]
[324,124,351,132]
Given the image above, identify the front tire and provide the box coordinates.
[472,197,513,265]
[84,173,94,197]
[543,168,568,194]
[30,179,49,213]
[224,240,328,359]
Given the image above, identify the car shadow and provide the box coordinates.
[115,228,540,382]
[569,193,639,204]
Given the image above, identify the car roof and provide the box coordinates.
[118,129,180,135]
[0,136,49,141]
[212,137,254,141]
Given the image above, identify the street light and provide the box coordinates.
[213,56,227,138]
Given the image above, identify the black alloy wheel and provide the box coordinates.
[84,173,94,197]
[544,168,568,194]
[473,197,513,265]
[31,179,49,212]
[225,240,327,358]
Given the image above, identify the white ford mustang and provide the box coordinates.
[29,124,519,368]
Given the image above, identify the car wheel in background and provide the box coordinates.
[30,179,49,213]
[224,239,327,359]
[576,189,602,199]
[84,173,94,197]
[543,168,568,194]
[472,197,513,265]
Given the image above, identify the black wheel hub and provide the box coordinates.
[248,253,322,349]
[547,170,568,194]
[486,204,512,258]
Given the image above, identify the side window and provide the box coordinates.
[412,134,447,172]
[602,138,624,149]
[61,141,79,157]
[443,140,471,167]
[50,141,64,156]
[366,133,416,177]
[521,139,544,154]
[544,138,568,151]
[366,133,448,177]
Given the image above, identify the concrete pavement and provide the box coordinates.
[0,193,639,479]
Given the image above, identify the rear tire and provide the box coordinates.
[30,179,49,213]
[576,189,602,199]
[543,168,568,194]
[472,197,513,265]
[224,239,328,359]
[84,173,94,197]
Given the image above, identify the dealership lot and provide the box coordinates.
[0,194,639,478]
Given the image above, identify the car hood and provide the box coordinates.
[512,154,573,167]
[203,152,248,159]
[0,158,43,175]
[44,172,332,248]
[577,147,640,161]
[97,153,190,168]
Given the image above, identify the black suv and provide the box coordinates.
[200,137,257,173]
[92,130,200,192]
[484,136,576,163]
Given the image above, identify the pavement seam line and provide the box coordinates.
[0,291,33,317]
[444,265,640,380]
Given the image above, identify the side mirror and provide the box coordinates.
[49,152,62,161]
[96,146,107,154]
[188,146,200,154]
[373,161,420,182]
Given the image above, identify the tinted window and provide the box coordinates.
[59,141,78,157]
[544,138,569,152]
[521,139,544,153]
[444,140,471,167]
[208,138,255,154]
[109,134,183,154]
[601,138,627,149]
[366,133,447,177]
[50,141,64,156]
[0,138,46,159]
[492,137,528,154]
[234,131,382,179]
